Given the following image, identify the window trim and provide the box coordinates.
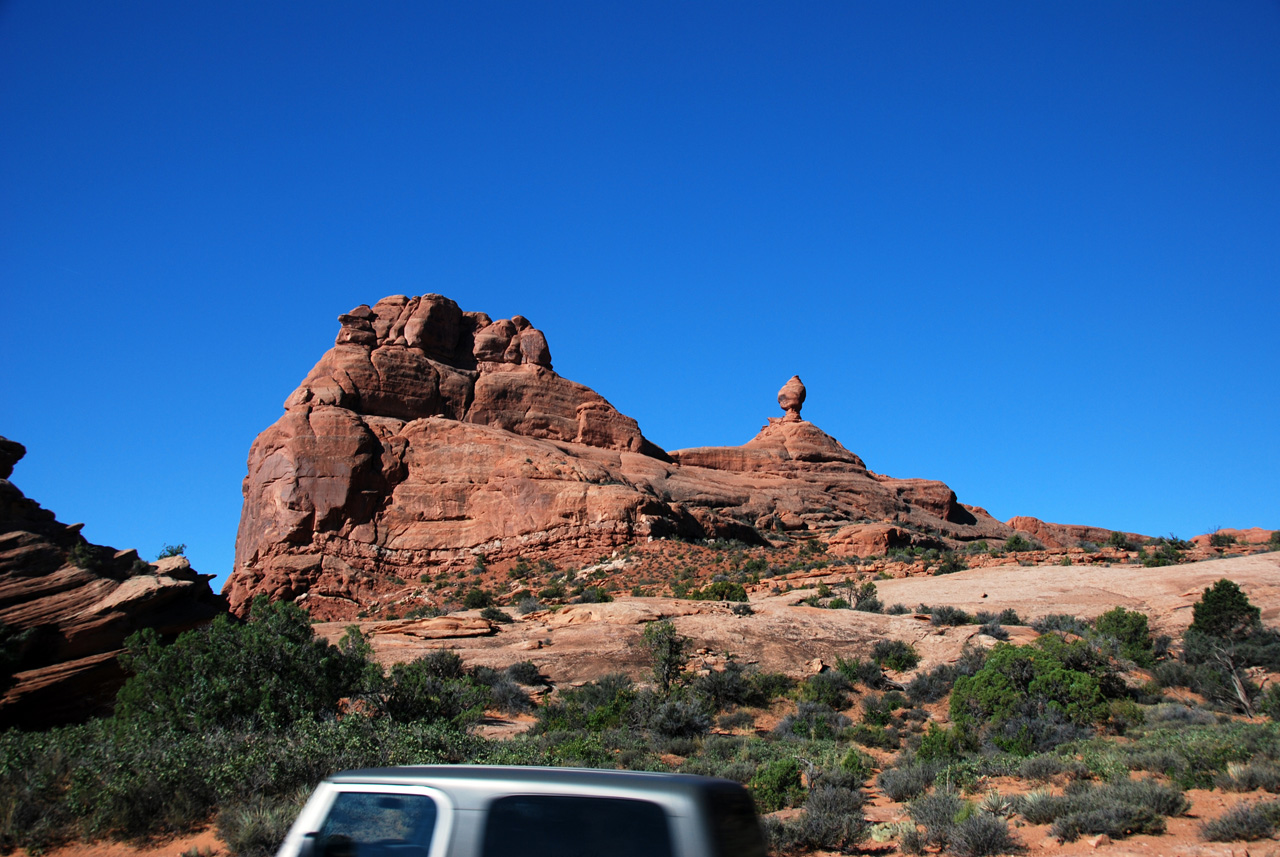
[279,783,454,857]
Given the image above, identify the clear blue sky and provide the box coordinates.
[2,2,1277,593]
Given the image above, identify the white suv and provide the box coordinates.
[277,765,767,857]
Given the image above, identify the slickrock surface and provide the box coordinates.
[314,552,1280,688]
[227,294,1030,618]
[0,437,225,728]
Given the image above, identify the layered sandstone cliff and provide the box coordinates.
[226,296,1020,619]
[0,438,225,728]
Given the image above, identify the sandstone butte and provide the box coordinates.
[0,437,225,729]
[226,293,1129,619]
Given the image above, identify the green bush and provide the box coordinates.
[872,639,921,671]
[1003,534,1039,553]
[115,598,372,731]
[1094,606,1155,667]
[479,605,512,623]
[934,552,968,576]
[689,581,749,601]
[1106,531,1135,551]
[950,636,1114,753]
[930,605,974,626]
[749,757,806,812]
[463,587,495,609]
[380,657,490,726]
[798,670,852,709]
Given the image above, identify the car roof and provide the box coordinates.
[326,764,737,809]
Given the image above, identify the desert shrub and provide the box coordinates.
[1259,685,1280,721]
[1106,531,1135,550]
[1217,761,1280,793]
[115,598,373,731]
[1141,538,1185,568]
[1018,754,1069,782]
[934,552,967,576]
[749,757,806,812]
[504,660,542,685]
[791,783,868,850]
[916,724,966,763]
[1029,613,1090,636]
[463,587,495,609]
[216,792,307,857]
[798,670,853,709]
[836,656,887,690]
[692,661,755,710]
[861,691,907,726]
[1201,800,1280,842]
[906,665,957,704]
[775,702,850,741]
[578,586,612,603]
[908,788,967,848]
[877,760,938,802]
[717,710,754,730]
[887,603,911,615]
[649,699,711,738]
[479,606,512,624]
[690,581,749,601]
[930,605,974,626]
[1004,534,1040,553]
[533,673,635,732]
[1013,777,1187,841]
[975,609,1023,626]
[949,813,1020,857]
[748,670,796,703]
[1094,607,1155,666]
[848,722,900,750]
[979,620,1010,641]
[381,658,490,726]
[1209,531,1238,547]
[853,581,883,613]
[872,639,921,671]
[515,596,543,615]
[1051,805,1165,842]
[488,679,533,714]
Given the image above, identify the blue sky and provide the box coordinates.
[2,2,1277,592]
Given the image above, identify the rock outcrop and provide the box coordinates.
[227,294,1020,619]
[1005,516,1147,550]
[0,438,226,728]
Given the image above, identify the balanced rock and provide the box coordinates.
[777,375,806,422]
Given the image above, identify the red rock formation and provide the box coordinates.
[227,294,1020,619]
[0,438,225,728]
[1005,516,1147,550]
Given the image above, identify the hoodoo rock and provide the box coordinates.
[777,375,806,422]
[0,438,225,728]
[227,294,1030,619]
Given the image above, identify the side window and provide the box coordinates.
[314,791,438,857]
[481,795,672,857]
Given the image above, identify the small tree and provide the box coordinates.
[642,620,687,697]
[1190,579,1260,642]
